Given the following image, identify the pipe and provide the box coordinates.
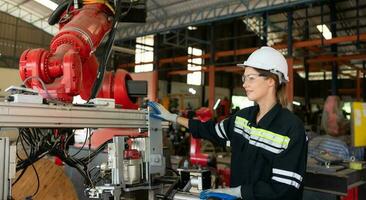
[112,45,135,55]
[118,33,366,69]
[307,54,366,63]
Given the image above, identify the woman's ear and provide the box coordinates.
[266,77,276,87]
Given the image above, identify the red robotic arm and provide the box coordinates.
[19,2,137,109]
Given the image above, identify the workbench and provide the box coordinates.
[304,166,366,199]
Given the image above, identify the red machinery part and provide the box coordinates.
[190,107,212,167]
[111,70,139,109]
[79,68,138,109]
[218,168,231,187]
[124,149,141,160]
[217,97,230,122]
[196,107,213,122]
[19,3,138,109]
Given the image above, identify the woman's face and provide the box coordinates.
[242,67,272,102]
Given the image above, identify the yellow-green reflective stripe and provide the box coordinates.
[235,116,290,147]
[235,122,251,130]
[251,128,289,147]
[235,117,250,129]
[251,130,289,147]
[256,128,290,145]
[235,116,248,123]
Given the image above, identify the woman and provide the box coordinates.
[148,46,308,200]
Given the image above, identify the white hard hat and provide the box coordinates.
[237,46,289,84]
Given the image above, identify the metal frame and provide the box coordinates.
[0,102,148,128]
[111,137,126,186]
[0,137,10,200]
[86,113,165,199]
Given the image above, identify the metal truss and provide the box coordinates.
[116,0,320,41]
[162,29,210,49]
[0,0,57,35]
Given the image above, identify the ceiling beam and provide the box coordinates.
[307,54,366,63]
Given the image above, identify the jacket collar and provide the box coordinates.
[249,103,282,128]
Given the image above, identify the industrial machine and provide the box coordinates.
[0,1,208,199]
[0,100,168,200]
[0,101,210,200]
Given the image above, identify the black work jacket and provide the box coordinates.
[189,103,308,200]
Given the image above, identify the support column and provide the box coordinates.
[363,61,366,101]
[153,34,160,101]
[330,1,338,95]
[356,70,361,101]
[229,20,239,107]
[12,18,19,68]
[202,26,210,107]
[208,23,216,110]
[287,10,294,109]
[262,12,268,46]
[303,8,311,115]
[356,0,360,48]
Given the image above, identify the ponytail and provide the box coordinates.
[276,83,288,108]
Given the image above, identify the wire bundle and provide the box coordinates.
[13,128,112,197]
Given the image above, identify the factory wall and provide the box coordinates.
[158,80,230,109]
[0,12,53,69]
[0,68,22,99]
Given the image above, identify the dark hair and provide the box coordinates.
[250,68,288,108]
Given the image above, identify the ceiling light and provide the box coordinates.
[187,26,197,30]
[34,0,58,11]
[316,24,332,40]
[188,88,196,95]
[293,101,301,106]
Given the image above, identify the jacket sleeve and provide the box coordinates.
[241,121,308,200]
[188,115,234,147]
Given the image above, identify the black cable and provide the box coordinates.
[12,166,28,186]
[52,148,93,186]
[15,135,24,161]
[166,167,179,176]
[30,162,40,197]
[88,0,133,100]
[19,131,40,198]
[63,129,76,157]
[15,127,111,188]
[79,138,112,163]
[70,130,91,157]
[48,0,69,25]
[16,129,51,171]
